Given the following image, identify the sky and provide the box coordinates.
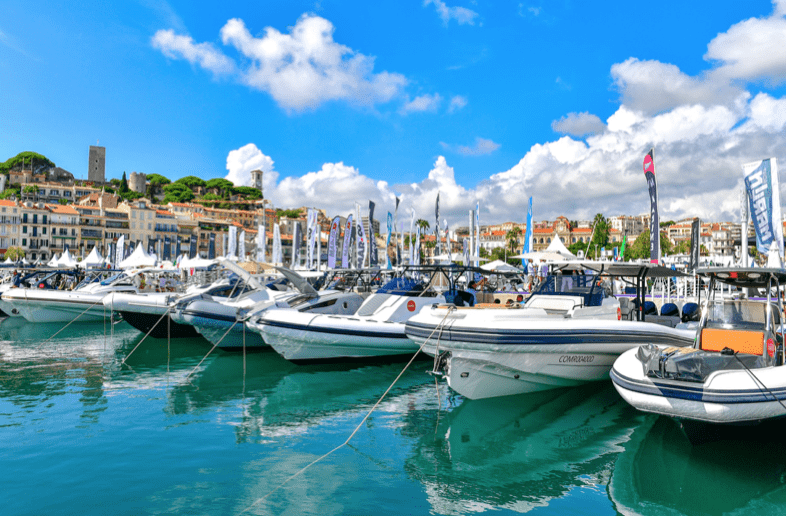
[3,0,786,228]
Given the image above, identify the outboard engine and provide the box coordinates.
[643,301,658,316]
[660,302,679,317]
[681,302,700,322]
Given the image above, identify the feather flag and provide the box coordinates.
[327,216,341,269]
[341,214,353,268]
[272,223,282,265]
[356,203,367,268]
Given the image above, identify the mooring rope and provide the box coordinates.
[121,306,172,365]
[36,295,108,350]
[240,306,456,514]
[183,320,239,383]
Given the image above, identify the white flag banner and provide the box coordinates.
[228,225,238,259]
[115,234,125,268]
[341,214,353,268]
[291,222,300,268]
[238,230,246,261]
[356,204,367,269]
[257,223,266,262]
[273,223,282,265]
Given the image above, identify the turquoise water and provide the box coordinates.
[2,317,786,515]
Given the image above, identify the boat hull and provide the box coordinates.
[406,308,695,399]
[2,290,109,323]
[611,347,786,424]
[253,312,416,362]
[119,310,200,339]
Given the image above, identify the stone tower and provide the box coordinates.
[129,172,147,193]
[88,145,106,183]
[250,169,263,196]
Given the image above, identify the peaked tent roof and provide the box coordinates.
[83,247,104,267]
[119,243,158,269]
[57,249,78,268]
[47,254,59,267]
[481,259,521,272]
[545,235,576,258]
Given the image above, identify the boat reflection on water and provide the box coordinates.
[404,383,644,514]
[610,416,786,516]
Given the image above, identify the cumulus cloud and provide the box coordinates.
[552,112,606,136]
[153,15,409,112]
[219,2,786,228]
[448,95,468,113]
[225,143,277,188]
[151,29,235,75]
[424,0,479,26]
[441,137,501,156]
[400,93,442,114]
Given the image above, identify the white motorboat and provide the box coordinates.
[171,265,364,350]
[405,262,697,399]
[0,269,163,323]
[248,274,445,363]
[611,267,786,439]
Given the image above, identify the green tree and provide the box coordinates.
[121,190,145,201]
[416,219,430,231]
[58,198,68,205]
[627,229,673,260]
[0,188,20,200]
[506,226,522,255]
[276,208,303,219]
[147,174,171,186]
[175,176,207,189]
[0,152,55,174]
[162,182,194,203]
[233,186,263,199]
[205,178,235,196]
[4,246,24,261]
[22,185,39,194]
[119,171,129,194]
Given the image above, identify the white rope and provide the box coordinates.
[241,306,455,513]
[36,295,107,349]
[121,306,172,365]
[183,320,238,382]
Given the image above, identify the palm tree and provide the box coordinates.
[506,226,522,262]
[416,219,430,231]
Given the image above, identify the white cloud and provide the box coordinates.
[151,29,235,75]
[153,15,408,112]
[225,143,277,188]
[448,95,468,113]
[424,0,479,26]
[441,137,501,156]
[552,112,606,136]
[400,93,442,114]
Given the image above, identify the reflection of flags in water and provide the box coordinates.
[356,203,367,268]
[643,149,660,263]
[208,233,215,259]
[743,158,784,257]
[342,214,353,268]
[238,230,246,261]
[291,223,301,268]
[327,216,340,269]
[386,212,393,269]
[272,224,282,264]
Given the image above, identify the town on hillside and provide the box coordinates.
[0,148,759,265]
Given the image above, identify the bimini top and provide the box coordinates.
[552,261,692,278]
[697,267,786,288]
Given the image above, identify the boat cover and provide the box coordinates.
[637,343,765,383]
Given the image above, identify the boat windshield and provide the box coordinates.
[533,274,603,307]
[706,300,769,330]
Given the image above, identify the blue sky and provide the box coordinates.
[3,0,786,226]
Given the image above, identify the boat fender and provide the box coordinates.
[617,307,621,321]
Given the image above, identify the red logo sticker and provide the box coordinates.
[407,300,416,312]
[768,338,776,358]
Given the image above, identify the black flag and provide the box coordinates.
[643,149,659,263]
[689,218,700,271]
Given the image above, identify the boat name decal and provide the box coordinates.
[558,355,595,363]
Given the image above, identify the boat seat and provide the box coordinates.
[700,328,764,356]
[525,296,581,313]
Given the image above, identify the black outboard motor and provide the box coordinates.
[643,301,658,316]
[681,302,700,322]
[660,302,679,317]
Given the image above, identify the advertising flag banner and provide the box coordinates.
[228,226,237,259]
[189,237,197,259]
[306,209,316,269]
[386,212,393,269]
[409,210,415,265]
[238,231,246,261]
[475,202,480,266]
[342,214,353,268]
[291,223,301,268]
[208,233,215,259]
[415,225,421,265]
[148,238,155,256]
[523,197,533,253]
[620,235,627,260]
[273,224,282,265]
[260,209,267,262]
[444,220,451,263]
[163,236,171,261]
[463,237,469,265]
[368,201,377,266]
[115,235,125,267]
[327,216,340,269]
[743,158,784,256]
[435,193,441,256]
[690,218,700,271]
[643,149,660,263]
[176,235,182,260]
[356,204,367,268]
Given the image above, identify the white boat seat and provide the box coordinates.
[525,296,581,313]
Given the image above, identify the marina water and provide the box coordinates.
[2,318,786,515]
